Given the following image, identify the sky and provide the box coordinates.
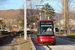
[0,0,24,10]
[42,1,62,13]
[0,0,75,13]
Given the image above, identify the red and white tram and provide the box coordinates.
[33,20,56,45]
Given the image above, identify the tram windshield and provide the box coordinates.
[41,25,54,36]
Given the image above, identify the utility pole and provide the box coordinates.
[24,0,27,40]
[62,0,72,34]
[62,0,71,35]
[66,0,70,34]
[58,10,61,34]
[64,0,67,33]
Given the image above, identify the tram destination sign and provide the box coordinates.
[41,22,53,24]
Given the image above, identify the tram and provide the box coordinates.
[33,20,56,45]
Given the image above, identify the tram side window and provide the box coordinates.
[36,24,37,32]
[37,23,40,32]
[37,24,38,33]
[37,23,40,36]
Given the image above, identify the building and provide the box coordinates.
[57,19,75,26]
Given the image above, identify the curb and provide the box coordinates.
[30,35,36,50]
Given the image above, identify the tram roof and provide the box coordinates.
[37,20,53,23]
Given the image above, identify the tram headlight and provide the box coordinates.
[41,39,42,41]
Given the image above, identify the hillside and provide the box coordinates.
[0,9,75,23]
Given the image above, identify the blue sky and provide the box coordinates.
[26,0,62,13]
[42,1,62,13]
[0,0,75,13]
[0,0,24,10]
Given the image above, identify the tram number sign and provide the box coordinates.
[41,22,52,24]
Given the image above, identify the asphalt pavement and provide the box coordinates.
[31,34,75,50]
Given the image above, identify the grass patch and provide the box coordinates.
[16,34,32,50]
[0,31,1,33]
[68,32,75,36]
[56,31,75,36]
[67,31,75,39]
[17,33,20,36]
[28,44,32,49]
[55,34,62,36]
[55,32,63,36]
[56,31,75,39]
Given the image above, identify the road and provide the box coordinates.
[31,34,75,50]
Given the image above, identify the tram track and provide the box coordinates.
[46,45,52,50]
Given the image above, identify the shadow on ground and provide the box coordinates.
[0,32,32,46]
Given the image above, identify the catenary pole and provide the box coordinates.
[36,5,44,20]
[64,0,66,33]
[45,4,46,20]
[48,17,49,20]
[40,12,41,20]
[24,0,27,40]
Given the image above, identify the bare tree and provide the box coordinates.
[62,0,74,34]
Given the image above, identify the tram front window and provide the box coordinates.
[41,25,54,36]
